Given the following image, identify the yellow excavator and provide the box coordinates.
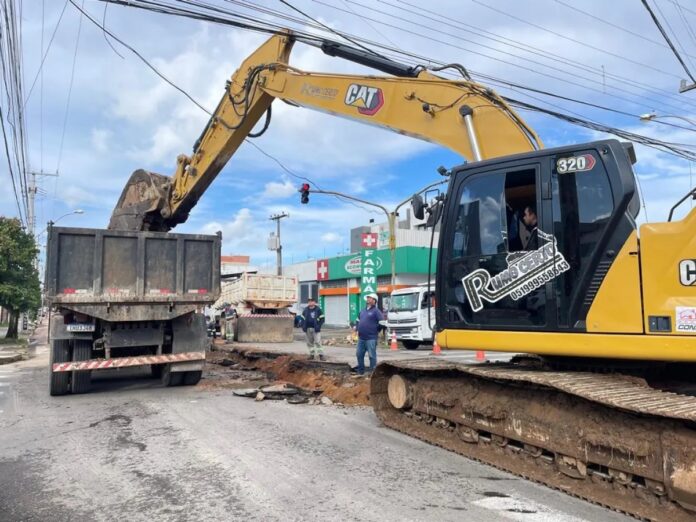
[109,32,696,521]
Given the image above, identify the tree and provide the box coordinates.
[0,218,40,339]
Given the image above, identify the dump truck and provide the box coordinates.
[216,273,297,342]
[45,226,220,395]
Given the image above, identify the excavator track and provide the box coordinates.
[371,359,696,521]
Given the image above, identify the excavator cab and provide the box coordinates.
[437,139,644,340]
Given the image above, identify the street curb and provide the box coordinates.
[0,353,22,365]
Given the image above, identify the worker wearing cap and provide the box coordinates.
[300,298,325,360]
[354,293,383,375]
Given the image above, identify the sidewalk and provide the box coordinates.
[0,321,43,365]
[217,334,516,367]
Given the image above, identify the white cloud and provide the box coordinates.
[262,179,296,199]
[321,232,342,243]
[90,129,112,153]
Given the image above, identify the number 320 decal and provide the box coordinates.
[556,153,596,174]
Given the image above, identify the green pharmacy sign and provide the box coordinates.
[360,233,378,306]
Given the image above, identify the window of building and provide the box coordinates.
[299,282,318,303]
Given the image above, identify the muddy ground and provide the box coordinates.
[204,344,371,406]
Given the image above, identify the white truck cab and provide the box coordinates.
[387,284,435,350]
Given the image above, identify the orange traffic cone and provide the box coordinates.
[432,337,442,355]
[390,331,398,351]
[476,350,486,361]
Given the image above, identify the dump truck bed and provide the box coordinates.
[218,273,296,309]
[45,226,221,321]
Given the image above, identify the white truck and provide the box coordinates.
[215,273,297,343]
[386,284,435,350]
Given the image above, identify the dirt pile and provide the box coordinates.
[204,347,370,406]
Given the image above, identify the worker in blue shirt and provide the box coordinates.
[354,293,383,375]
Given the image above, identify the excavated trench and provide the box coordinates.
[203,346,370,405]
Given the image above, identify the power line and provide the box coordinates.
[340,0,398,47]
[341,0,696,115]
[91,0,696,163]
[672,0,696,50]
[1,0,30,222]
[389,0,696,113]
[0,106,25,222]
[472,0,683,80]
[554,0,695,59]
[652,0,696,72]
[278,0,381,57]
[69,0,379,217]
[641,0,696,83]
[56,0,85,174]
[23,0,69,107]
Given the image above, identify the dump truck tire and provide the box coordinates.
[49,339,70,396]
[183,371,202,386]
[161,364,183,387]
[71,339,91,394]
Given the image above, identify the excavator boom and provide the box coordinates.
[108,32,540,231]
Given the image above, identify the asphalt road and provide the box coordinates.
[0,329,630,522]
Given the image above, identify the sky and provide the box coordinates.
[3,0,696,270]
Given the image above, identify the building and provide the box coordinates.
[316,245,437,326]
[221,255,252,276]
[283,212,439,326]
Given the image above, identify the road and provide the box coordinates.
[0,328,630,522]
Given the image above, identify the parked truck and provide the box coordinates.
[45,226,221,395]
[217,273,297,343]
[386,284,435,350]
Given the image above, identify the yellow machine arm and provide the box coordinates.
[108,32,542,231]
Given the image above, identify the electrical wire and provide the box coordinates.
[278,0,381,57]
[69,0,380,216]
[390,0,696,113]
[641,0,696,83]
[473,0,683,80]
[341,0,693,116]
[23,0,69,107]
[57,0,84,175]
[89,0,696,162]
[1,0,30,223]
[652,0,696,72]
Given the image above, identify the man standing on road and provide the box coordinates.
[300,298,325,360]
[354,293,383,375]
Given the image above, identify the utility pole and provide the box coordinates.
[27,171,58,235]
[269,212,289,276]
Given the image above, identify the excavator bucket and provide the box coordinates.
[108,169,173,231]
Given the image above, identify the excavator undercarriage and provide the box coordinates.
[372,360,696,521]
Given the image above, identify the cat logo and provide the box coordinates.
[344,84,384,116]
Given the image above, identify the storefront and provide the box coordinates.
[316,246,437,326]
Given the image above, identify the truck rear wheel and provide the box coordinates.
[71,339,92,394]
[49,339,70,396]
[403,340,420,350]
[183,371,202,386]
[161,364,183,387]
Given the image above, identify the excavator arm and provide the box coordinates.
[108,32,541,231]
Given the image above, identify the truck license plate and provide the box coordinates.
[66,324,95,332]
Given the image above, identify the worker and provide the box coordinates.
[354,293,384,375]
[300,298,325,360]
[522,204,539,251]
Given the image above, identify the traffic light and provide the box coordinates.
[299,183,310,204]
